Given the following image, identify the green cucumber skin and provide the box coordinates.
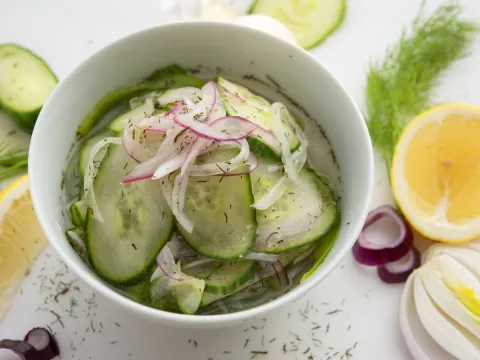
[76,74,206,137]
[205,262,256,295]
[69,200,87,227]
[85,145,174,286]
[147,64,186,80]
[85,211,174,287]
[177,173,258,261]
[78,128,115,177]
[248,0,347,50]
[0,44,58,132]
[254,169,339,254]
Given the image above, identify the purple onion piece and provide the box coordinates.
[24,328,59,360]
[377,247,420,284]
[0,340,38,360]
[352,205,413,266]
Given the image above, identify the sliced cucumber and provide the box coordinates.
[216,77,300,159]
[66,227,88,263]
[183,261,256,295]
[0,110,30,166]
[85,144,174,285]
[77,74,206,137]
[176,172,257,261]
[78,128,115,176]
[0,44,57,131]
[150,275,205,315]
[249,0,347,49]
[279,243,316,266]
[252,166,338,253]
[69,200,87,227]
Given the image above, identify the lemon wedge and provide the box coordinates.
[392,104,480,243]
[0,175,46,321]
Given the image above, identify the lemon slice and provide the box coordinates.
[0,175,46,321]
[392,104,480,243]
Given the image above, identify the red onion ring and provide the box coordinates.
[377,247,420,284]
[352,205,413,266]
[24,328,59,360]
[0,340,39,360]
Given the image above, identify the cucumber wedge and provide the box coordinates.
[183,261,256,295]
[70,200,87,227]
[249,0,346,49]
[86,144,174,285]
[176,173,257,261]
[0,44,57,131]
[252,166,338,253]
[77,74,206,137]
[78,128,115,176]
[0,111,30,166]
[216,77,300,159]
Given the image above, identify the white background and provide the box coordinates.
[1,0,480,359]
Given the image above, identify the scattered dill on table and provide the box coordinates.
[365,2,479,172]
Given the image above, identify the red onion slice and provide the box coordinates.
[202,81,226,123]
[156,244,184,282]
[0,340,39,360]
[258,261,291,288]
[352,205,413,266]
[377,247,420,284]
[24,328,59,360]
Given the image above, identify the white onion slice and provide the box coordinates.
[152,151,188,180]
[84,137,122,222]
[271,102,298,184]
[244,252,280,262]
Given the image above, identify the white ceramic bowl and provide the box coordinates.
[29,21,373,328]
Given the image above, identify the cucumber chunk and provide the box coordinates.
[0,44,57,131]
[183,261,256,295]
[216,77,300,159]
[0,110,30,166]
[78,128,115,176]
[86,144,174,285]
[252,166,338,253]
[249,0,347,49]
[77,74,206,137]
[69,200,87,227]
[176,173,257,261]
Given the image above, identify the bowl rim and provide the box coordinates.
[29,20,374,325]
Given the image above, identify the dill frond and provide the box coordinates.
[365,2,478,171]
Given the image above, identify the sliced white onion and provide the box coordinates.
[157,87,203,106]
[413,269,480,359]
[190,140,249,176]
[152,151,188,180]
[66,229,86,252]
[84,137,122,222]
[271,102,298,184]
[252,176,289,211]
[244,252,280,262]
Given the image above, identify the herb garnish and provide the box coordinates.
[366,3,478,171]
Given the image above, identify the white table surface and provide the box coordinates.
[2,0,480,359]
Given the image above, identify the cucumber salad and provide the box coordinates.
[63,67,339,315]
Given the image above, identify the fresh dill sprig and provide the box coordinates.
[365,2,478,172]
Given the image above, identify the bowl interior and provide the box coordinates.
[29,21,373,327]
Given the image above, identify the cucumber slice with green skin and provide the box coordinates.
[252,166,338,253]
[183,261,256,295]
[248,0,347,49]
[85,144,174,285]
[107,101,176,133]
[69,200,87,227]
[66,227,88,263]
[77,74,206,137]
[0,111,30,166]
[0,44,57,131]
[150,275,205,315]
[216,77,300,160]
[78,128,115,177]
[176,172,257,261]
